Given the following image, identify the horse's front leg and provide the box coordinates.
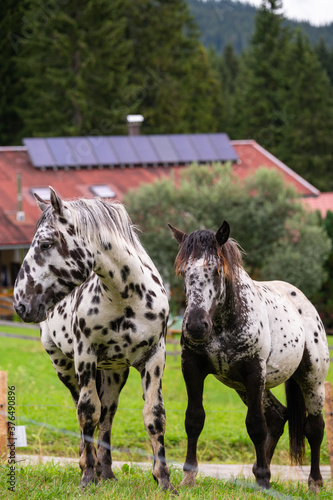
[75,354,101,487]
[96,368,129,480]
[181,347,209,487]
[244,357,270,489]
[140,346,176,493]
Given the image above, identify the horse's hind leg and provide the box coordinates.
[96,368,129,480]
[263,390,287,464]
[243,358,271,489]
[304,412,325,493]
[140,346,176,493]
[293,336,329,493]
[237,389,287,466]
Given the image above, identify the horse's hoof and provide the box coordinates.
[161,483,178,495]
[79,472,99,487]
[97,466,117,481]
[257,478,270,490]
[308,478,323,495]
[180,471,197,487]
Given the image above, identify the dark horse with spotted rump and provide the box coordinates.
[13,187,176,492]
[169,220,329,493]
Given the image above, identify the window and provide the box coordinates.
[89,185,116,199]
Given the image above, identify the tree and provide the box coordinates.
[230,1,333,191]
[17,0,135,137]
[127,0,222,133]
[0,0,25,145]
[276,30,333,191]
[124,163,331,313]
[231,0,291,145]
[315,38,333,86]
[314,210,333,328]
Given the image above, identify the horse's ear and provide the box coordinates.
[34,193,49,212]
[49,186,64,216]
[168,224,188,244]
[216,221,230,246]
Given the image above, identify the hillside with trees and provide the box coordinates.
[1,0,333,190]
[187,0,333,54]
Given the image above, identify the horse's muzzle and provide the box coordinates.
[13,300,46,323]
[184,308,212,342]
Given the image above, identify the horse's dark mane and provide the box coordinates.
[175,229,243,281]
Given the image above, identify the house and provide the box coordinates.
[0,133,329,290]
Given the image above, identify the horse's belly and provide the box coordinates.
[265,340,304,388]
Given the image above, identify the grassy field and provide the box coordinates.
[1,322,333,468]
[1,462,333,500]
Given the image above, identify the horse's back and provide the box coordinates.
[253,279,329,388]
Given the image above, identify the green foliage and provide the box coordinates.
[275,31,333,191]
[0,0,24,145]
[7,0,221,139]
[124,163,331,312]
[17,0,134,137]
[228,3,333,190]
[314,211,333,328]
[187,0,333,55]
[261,211,332,297]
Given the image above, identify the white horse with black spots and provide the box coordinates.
[169,220,329,493]
[14,187,176,492]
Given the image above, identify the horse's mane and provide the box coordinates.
[37,198,144,255]
[175,229,243,281]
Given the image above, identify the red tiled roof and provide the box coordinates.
[303,192,333,217]
[231,140,319,196]
[0,140,326,248]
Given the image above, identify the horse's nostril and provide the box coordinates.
[15,302,26,317]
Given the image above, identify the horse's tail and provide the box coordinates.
[285,378,306,465]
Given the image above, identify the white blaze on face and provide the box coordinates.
[184,257,220,315]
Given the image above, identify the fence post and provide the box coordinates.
[0,371,7,459]
[324,381,333,477]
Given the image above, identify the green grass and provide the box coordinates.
[1,462,333,500]
[1,323,333,467]
[0,463,333,500]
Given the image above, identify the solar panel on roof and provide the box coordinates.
[108,137,138,165]
[88,136,119,166]
[208,133,238,162]
[149,135,179,164]
[24,133,238,169]
[46,138,77,167]
[67,137,98,166]
[23,138,55,168]
[129,136,159,165]
[168,135,198,163]
[188,134,220,162]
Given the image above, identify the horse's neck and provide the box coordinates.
[216,268,250,330]
[93,240,154,300]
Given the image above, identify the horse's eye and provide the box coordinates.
[40,242,53,251]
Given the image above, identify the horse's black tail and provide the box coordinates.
[285,378,306,465]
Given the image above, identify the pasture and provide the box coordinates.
[1,322,333,465]
[1,462,333,499]
[1,323,333,498]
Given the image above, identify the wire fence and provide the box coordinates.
[1,322,333,499]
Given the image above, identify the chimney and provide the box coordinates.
[127,114,144,136]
